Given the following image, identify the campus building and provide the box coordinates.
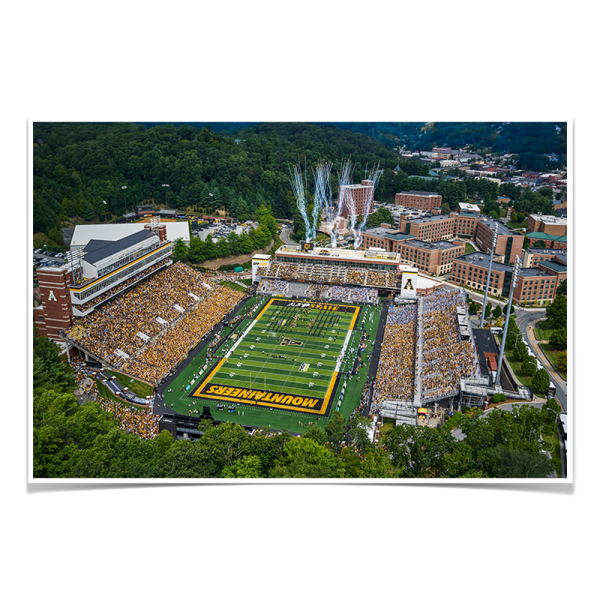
[395,191,442,212]
[450,251,565,305]
[522,247,567,269]
[34,226,173,339]
[401,213,457,242]
[526,231,567,250]
[474,216,524,264]
[339,180,376,218]
[527,214,567,236]
[360,225,465,275]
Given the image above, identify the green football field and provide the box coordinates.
[190,298,360,415]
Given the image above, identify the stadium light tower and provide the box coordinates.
[162,184,169,205]
[121,185,128,213]
[494,254,522,387]
[479,222,499,328]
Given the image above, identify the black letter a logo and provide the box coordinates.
[403,278,414,290]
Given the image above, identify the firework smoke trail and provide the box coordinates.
[354,162,382,250]
[313,160,334,244]
[288,161,313,242]
[334,158,355,247]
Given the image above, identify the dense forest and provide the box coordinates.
[32,328,562,478]
[32,121,562,249]
[32,122,400,242]
[136,122,567,172]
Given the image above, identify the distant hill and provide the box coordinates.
[324,121,567,170]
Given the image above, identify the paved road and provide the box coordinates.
[515,308,567,413]
[279,227,295,246]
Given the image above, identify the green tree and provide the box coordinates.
[556,278,567,297]
[222,455,263,478]
[195,421,251,475]
[325,411,346,452]
[269,437,340,478]
[171,238,188,262]
[557,351,567,372]
[546,295,567,329]
[531,368,550,395]
[346,416,373,451]
[533,240,546,248]
[154,429,174,456]
[484,445,553,478]
[358,447,400,478]
[549,328,567,349]
[493,305,502,318]
[522,356,538,377]
[81,200,95,221]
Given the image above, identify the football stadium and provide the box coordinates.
[33,214,533,441]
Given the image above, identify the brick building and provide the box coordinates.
[394,239,466,275]
[526,232,567,250]
[395,191,442,212]
[522,247,567,269]
[402,214,457,242]
[339,180,375,218]
[450,252,514,297]
[450,251,564,305]
[360,225,465,275]
[474,216,524,264]
[527,214,567,236]
[34,266,76,340]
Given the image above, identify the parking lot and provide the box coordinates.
[33,249,66,285]
[192,220,258,242]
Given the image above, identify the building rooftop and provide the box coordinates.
[83,230,156,266]
[538,260,568,273]
[70,222,191,248]
[276,245,400,262]
[526,247,567,261]
[479,216,520,236]
[455,252,514,272]
[520,267,550,278]
[529,214,568,226]
[527,232,567,242]
[404,239,457,250]
[399,190,440,197]
[411,214,455,225]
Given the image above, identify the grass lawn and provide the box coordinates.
[542,345,567,379]
[534,321,567,379]
[535,320,554,341]
[506,220,526,230]
[220,281,247,292]
[465,243,476,254]
[504,348,535,389]
[104,370,154,397]
[95,378,148,410]
[240,278,253,286]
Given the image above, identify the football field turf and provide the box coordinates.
[189,298,361,416]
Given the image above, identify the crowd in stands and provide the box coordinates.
[258,261,397,290]
[74,258,172,313]
[70,356,159,440]
[365,270,395,288]
[63,262,244,387]
[121,286,243,385]
[327,285,374,303]
[372,303,418,409]
[258,279,287,294]
[420,289,478,401]
[255,278,380,305]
